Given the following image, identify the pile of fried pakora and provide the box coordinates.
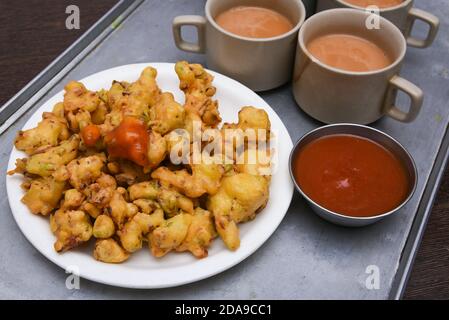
[8,61,272,263]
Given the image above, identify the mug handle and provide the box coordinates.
[405,8,439,48]
[384,76,423,123]
[173,15,207,53]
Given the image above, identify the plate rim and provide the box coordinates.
[6,62,294,289]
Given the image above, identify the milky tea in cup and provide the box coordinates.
[173,0,306,91]
[316,0,439,48]
[292,9,423,124]
[307,33,393,72]
[343,0,403,8]
[215,6,294,39]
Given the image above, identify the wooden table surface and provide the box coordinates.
[1,0,448,299]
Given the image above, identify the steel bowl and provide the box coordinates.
[289,123,418,227]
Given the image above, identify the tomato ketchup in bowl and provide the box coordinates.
[289,124,417,227]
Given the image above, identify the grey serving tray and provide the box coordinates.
[0,0,448,299]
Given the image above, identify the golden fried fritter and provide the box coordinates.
[108,188,138,228]
[128,180,159,200]
[158,187,194,217]
[82,202,101,219]
[15,112,70,155]
[126,66,161,115]
[66,109,92,132]
[176,208,216,258]
[24,135,80,177]
[119,209,164,253]
[64,81,100,113]
[50,209,93,252]
[148,213,192,258]
[10,62,274,263]
[107,67,160,121]
[207,173,269,250]
[151,162,224,198]
[91,100,109,125]
[62,189,85,209]
[107,81,129,110]
[63,81,101,132]
[149,92,185,135]
[175,61,221,127]
[21,177,66,215]
[52,102,65,118]
[94,238,129,263]
[146,131,167,170]
[109,159,148,186]
[223,106,271,143]
[236,148,272,177]
[84,173,117,208]
[92,214,115,239]
[66,154,106,190]
[128,180,194,217]
[133,198,159,214]
[100,68,160,135]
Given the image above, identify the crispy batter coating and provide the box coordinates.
[107,81,129,110]
[52,102,65,118]
[22,177,66,215]
[148,213,192,258]
[63,81,101,132]
[133,198,159,214]
[176,208,216,258]
[83,202,101,219]
[108,188,138,228]
[24,135,80,177]
[207,173,269,250]
[91,101,109,125]
[236,148,272,177]
[158,187,194,217]
[64,81,100,113]
[15,112,70,155]
[109,159,148,186]
[84,173,116,209]
[126,66,161,115]
[175,61,221,127]
[149,92,185,135]
[92,214,115,239]
[67,109,92,132]
[119,209,164,253]
[94,238,129,263]
[106,67,160,122]
[128,180,194,217]
[223,106,271,143]
[99,67,160,135]
[128,180,159,200]
[10,62,274,263]
[50,209,93,252]
[62,189,85,209]
[151,162,224,198]
[66,154,106,190]
[146,131,167,170]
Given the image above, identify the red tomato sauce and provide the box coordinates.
[105,117,149,166]
[293,134,409,217]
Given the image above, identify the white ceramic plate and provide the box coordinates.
[6,63,293,288]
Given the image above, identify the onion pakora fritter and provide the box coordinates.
[8,61,273,263]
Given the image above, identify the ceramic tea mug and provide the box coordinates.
[316,0,439,48]
[172,0,306,91]
[292,8,423,124]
